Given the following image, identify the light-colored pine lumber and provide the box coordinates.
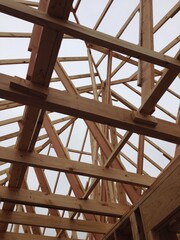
[0,0,180,69]
[0,210,112,234]
[0,185,129,217]
[1,74,180,144]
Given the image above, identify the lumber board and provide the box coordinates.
[15,0,38,7]
[139,51,180,114]
[153,1,180,33]
[0,146,155,187]
[0,232,78,240]
[0,74,180,144]
[0,210,112,234]
[0,0,180,70]
[129,212,141,240]
[138,0,154,101]
[43,114,104,239]
[54,62,140,203]
[0,185,129,217]
[0,0,74,233]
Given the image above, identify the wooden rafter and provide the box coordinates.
[0,0,179,239]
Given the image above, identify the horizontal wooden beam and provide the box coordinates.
[0,32,73,39]
[0,57,88,65]
[0,210,112,234]
[0,0,180,70]
[0,74,180,144]
[0,100,21,110]
[0,232,78,240]
[0,146,155,187]
[0,185,129,217]
[0,116,22,127]
[0,32,31,38]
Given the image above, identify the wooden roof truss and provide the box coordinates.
[0,0,179,239]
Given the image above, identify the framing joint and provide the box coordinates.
[10,77,49,99]
[132,111,158,127]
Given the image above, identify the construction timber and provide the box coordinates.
[0,0,179,239]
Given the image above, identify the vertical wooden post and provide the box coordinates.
[137,0,154,197]
[138,0,154,104]
[137,135,145,195]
